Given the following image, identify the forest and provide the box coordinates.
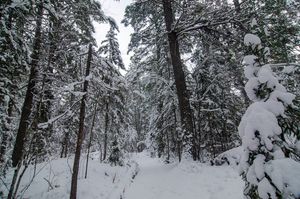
[0,0,300,199]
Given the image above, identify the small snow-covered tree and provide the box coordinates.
[239,19,300,199]
[108,139,123,166]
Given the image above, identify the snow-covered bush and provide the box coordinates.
[238,20,300,199]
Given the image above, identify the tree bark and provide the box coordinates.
[11,0,44,168]
[102,103,109,161]
[85,103,97,179]
[162,0,196,160]
[7,163,21,199]
[60,130,69,158]
[70,44,92,199]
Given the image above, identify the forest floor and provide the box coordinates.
[125,152,243,199]
[1,152,244,199]
[1,152,139,199]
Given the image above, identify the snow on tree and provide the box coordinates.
[239,19,300,199]
[99,26,125,70]
[108,139,124,166]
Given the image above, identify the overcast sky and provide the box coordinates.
[93,0,133,70]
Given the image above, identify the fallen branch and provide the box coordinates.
[43,178,54,190]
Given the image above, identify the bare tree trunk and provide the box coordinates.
[12,164,28,198]
[102,103,109,161]
[61,130,69,158]
[162,0,196,160]
[70,44,92,199]
[64,131,69,158]
[197,93,202,161]
[166,130,170,162]
[85,103,97,179]
[173,107,181,162]
[60,145,65,158]
[7,163,21,199]
[11,0,44,167]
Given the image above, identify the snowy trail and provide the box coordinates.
[125,153,243,199]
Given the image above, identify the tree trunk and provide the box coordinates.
[7,163,21,199]
[60,144,65,158]
[166,130,170,162]
[173,107,182,162]
[11,0,44,168]
[85,103,98,179]
[162,0,196,160]
[64,131,69,158]
[102,103,109,161]
[70,44,92,199]
[61,130,69,158]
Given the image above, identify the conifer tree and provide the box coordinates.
[108,139,123,166]
[239,18,300,199]
[99,26,125,70]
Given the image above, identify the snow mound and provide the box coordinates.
[213,146,243,166]
[244,33,262,49]
[282,65,296,74]
[177,160,204,173]
[266,158,300,198]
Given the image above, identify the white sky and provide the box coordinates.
[93,0,133,71]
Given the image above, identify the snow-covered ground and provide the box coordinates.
[125,152,243,199]
[1,152,138,199]
[2,152,244,199]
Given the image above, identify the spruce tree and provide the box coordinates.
[239,18,300,199]
[99,26,125,70]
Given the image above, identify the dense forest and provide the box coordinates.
[0,0,299,199]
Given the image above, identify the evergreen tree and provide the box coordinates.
[99,26,125,69]
[0,0,31,172]
[239,18,300,198]
[108,139,123,166]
